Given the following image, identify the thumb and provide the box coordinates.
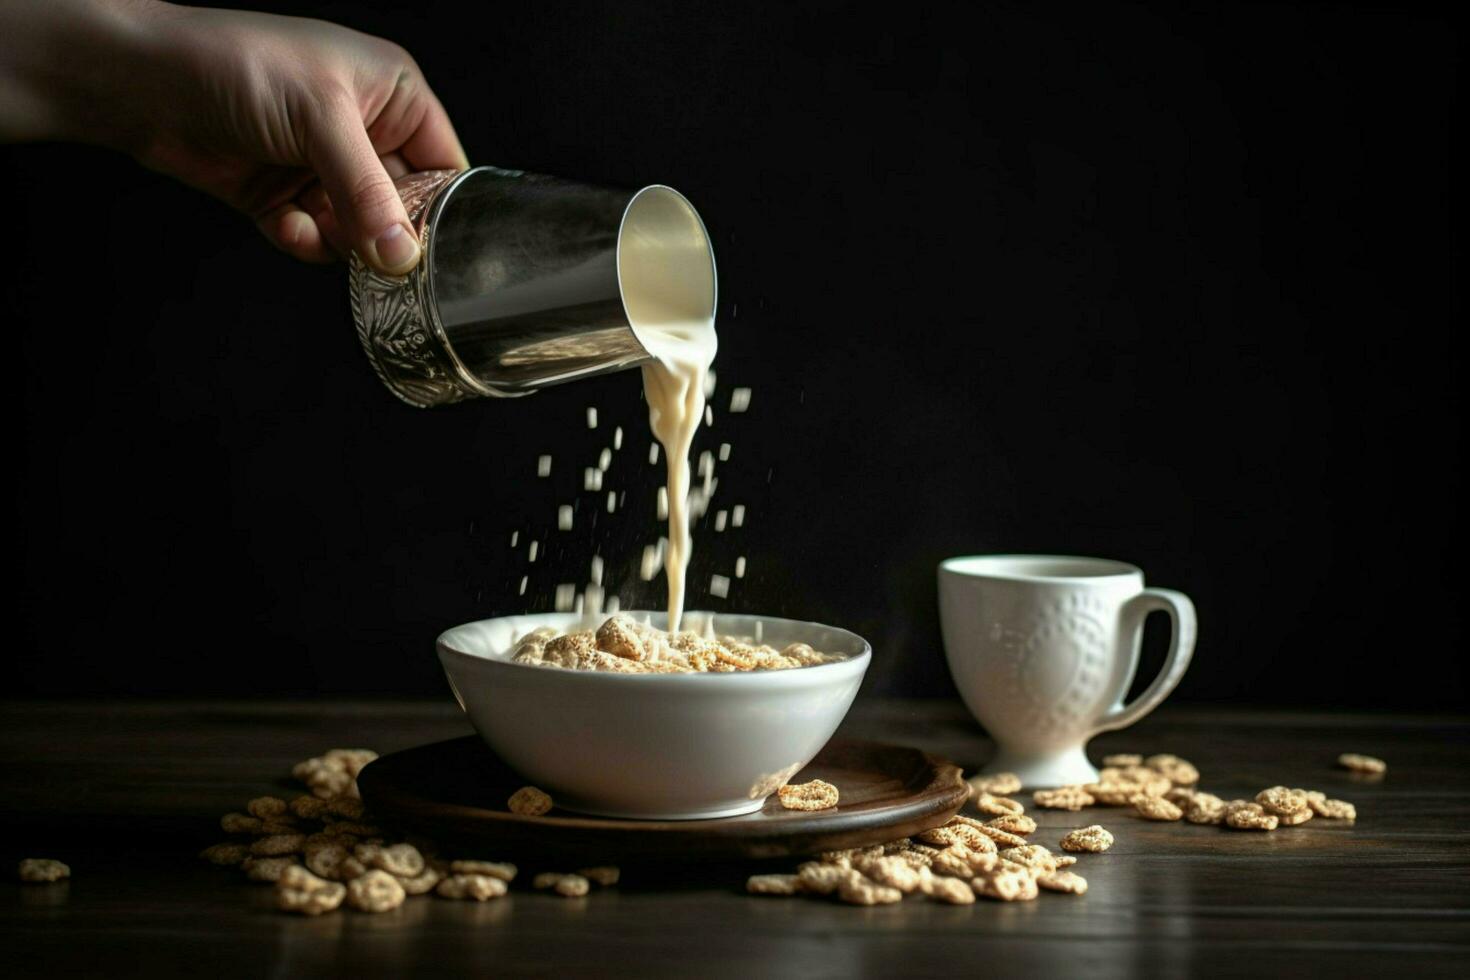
[307,94,420,275]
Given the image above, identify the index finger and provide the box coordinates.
[401,89,469,172]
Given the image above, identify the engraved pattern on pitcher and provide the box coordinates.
[348,169,474,408]
[993,593,1111,735]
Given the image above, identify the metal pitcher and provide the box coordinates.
[348,166,718,407]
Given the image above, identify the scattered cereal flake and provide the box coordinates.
[971,865,1038,902]
[1133,796,1183,821]
[1165,787,1197,806]
[586,407,598,428]
[436,874,507,901]
[305,843,351,880]
[1183,792,1227,825]
[607,491,617,513]
[554,584,576,612]
[1308,796,1356,820]
[1256,786,1311,818]
[449,861,517,881]
[924,874,976,904]
[528,541,539,562]
[1060,825,1113,853]
[347,869,405,912]
[556,874,590,897]
[288,799,326,822]
[578,866,620,887]
[508,786,553,816]
[1144,754,1200,786]
[715,509,728,531]
[519,576,528,596]
[356,843,424,878]
[730,387,752,412]
[735,556,747,578]
[986,814,1037,836]
[930,849,979,879]
[276,866,345,915]
[1037,869,1088,895]
[710,574,731,599]
[704,369,718,398]
[795,862,852,895]
[248,797,289,819]
[332,856,369,882]
[1276,807,1314,826]
[221,812,263,834]
[778,780,840,811]
[558,505,574,531]
[510,531,519,547]
[1223,800,1279,831]
[719,442,731,461]
[853,855,926,894]
[327,797,365,820]
[1338,753,1386,774]
[537,455,552,477]
[966,821,1025,849]
[704,405,714,427]
[18,858,70,883]
[732,505,746,527]
[251,834,307,857]
[973,792,1025,817]
[397,867,442,895]
[649,442,660,465]
[969,772,1023,796]
[924,817,1014,851]
[243,856,299,883]
[996,845,1065,872]
[657,486,669,520]
[599,448,612,472]
[1033,786,1095,811]
[614,426,623,449]
[838,874,903,906]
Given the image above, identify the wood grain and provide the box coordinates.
[2,699,1467,978]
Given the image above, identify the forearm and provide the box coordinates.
[0,0,167,148]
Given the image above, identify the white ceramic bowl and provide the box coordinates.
[437,611,871,820]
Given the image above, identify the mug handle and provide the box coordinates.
[1093,588,1197,734]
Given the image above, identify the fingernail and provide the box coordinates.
[374,223,420,273]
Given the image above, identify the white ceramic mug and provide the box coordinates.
[938,555,1197,787]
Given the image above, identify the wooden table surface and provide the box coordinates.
[2,699,1467,978]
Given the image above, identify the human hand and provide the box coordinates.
[0,1,468,274]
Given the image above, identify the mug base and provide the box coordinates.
[983,745,1100,789]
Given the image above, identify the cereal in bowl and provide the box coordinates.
[508,614,844,674]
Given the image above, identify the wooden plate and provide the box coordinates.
[358,736,966,864]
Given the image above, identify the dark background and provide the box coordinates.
[3,1,1460,706]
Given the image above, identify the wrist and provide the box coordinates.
[0,0,170,148]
